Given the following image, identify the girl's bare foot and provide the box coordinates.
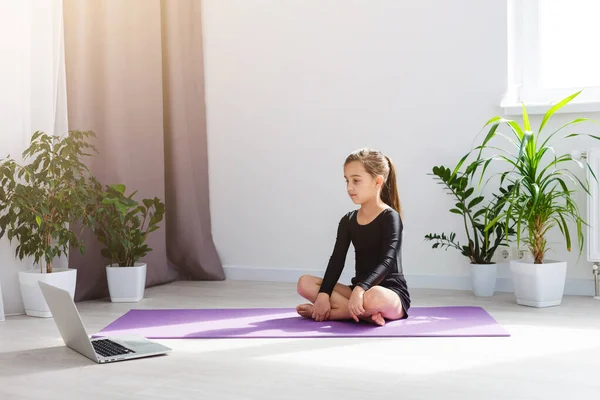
[296,303,314,319]
[360,312,385,326]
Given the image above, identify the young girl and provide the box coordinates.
[296,148,410,326]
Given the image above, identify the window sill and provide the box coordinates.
[501,87,600,116]
[501,100,600,116]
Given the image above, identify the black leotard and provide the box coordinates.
[318,208,411,315]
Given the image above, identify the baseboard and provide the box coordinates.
[223,265,598,297]
[223,265,356,285]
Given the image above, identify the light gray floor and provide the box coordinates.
[1,280,600,399]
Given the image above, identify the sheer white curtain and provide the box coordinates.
[0,0,68,317]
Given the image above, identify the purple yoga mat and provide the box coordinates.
[93,306,509,338]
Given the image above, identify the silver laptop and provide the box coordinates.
[39,281,171,364]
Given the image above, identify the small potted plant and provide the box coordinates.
[0,130,98,317]
[467,91,600,307]
[425,164,515,296]
[92,183,165,302]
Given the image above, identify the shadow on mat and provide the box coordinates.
[93,308,299,336]
[93,307,508,338]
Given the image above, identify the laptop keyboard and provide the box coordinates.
[92,339,136,358]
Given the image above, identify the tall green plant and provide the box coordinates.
[462,91,600,264]
[424,164,515,264]
[93,183,165,267]
[0,130,98,273]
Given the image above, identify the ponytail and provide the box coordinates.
[382,155,402,217]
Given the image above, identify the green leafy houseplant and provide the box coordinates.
[93,183,165,267]
[464,91,600,264]
[425,164,515,264]
[0,130,98,273]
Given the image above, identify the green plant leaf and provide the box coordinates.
[539,91,581,134]
[111,184,126,194]
[468,196,484,209]
[540,118,596,149]
[507,120,525,140]
[522,103,531,132]
[142,198,153,209]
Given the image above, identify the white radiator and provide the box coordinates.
[587,149,600,262]
[571,148,600,300]
[585,149,600,298]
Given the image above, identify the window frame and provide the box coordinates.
[501,0,600,116]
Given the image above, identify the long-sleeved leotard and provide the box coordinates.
[318,208,411,315]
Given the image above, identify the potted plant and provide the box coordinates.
[0,130,98,317]
[425,164,515,296]
[92,183,165,302]
[467,91,600,307]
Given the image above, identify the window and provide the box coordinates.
[502,0,600,115]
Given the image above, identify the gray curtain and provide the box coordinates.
[63,0,225,301]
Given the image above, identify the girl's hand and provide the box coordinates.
[312,293,331,322]
[348,287,366,322]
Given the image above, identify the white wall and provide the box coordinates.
[202,0,600,294]
[0,0,68,315]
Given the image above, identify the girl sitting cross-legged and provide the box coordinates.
[296,148,411,326]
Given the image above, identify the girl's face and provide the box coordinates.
[344,161,383,205]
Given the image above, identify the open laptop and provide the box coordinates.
[39,281,171,364]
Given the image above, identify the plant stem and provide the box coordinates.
[532,215,545,264]
[140,208,148,234]
[433,238,463,252]
[45,232,52,273]
[447,184,479,257]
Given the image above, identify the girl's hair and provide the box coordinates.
[344,148,402,216]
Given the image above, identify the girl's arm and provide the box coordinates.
[318,214,351,296]
[356,211,402,291]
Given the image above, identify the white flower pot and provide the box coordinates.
[469,263,497,297]
[106,262,147,303]
[510,259,567,307]
[18,268,77,317]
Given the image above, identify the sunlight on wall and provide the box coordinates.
[0,0,68,315]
